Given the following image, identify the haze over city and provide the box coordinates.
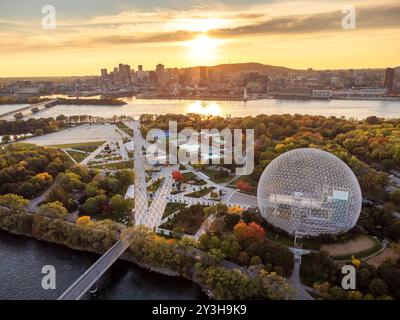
[1,0,400,76]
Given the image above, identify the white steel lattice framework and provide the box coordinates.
[257,148,362,237]
[132,120,149,226]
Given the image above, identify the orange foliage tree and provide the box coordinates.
[236,180,253,193]
[234,221,265,242]
[172,170,183,181]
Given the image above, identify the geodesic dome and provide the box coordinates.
[257,148,362,237]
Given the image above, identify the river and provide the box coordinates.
[1,97,400,120]
[0,231,205,300]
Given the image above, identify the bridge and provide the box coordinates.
[58,120,173,300]
[58,239,130,300]
[0,99,58,120]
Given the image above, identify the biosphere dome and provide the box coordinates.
[257,148,362,237]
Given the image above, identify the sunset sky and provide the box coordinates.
[0,0,399,76]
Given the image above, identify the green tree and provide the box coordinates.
[368,278,388,296]
[37,201,68,219]
[0,194,28,212]
[1,135,11,144]
[250,256,262,266]
[110,194,131,215]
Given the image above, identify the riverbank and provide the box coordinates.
[0,230,205,300]
[0,204,293,300]
[57,98,126,106]
[0,211,209,299]
[0,96,126,106]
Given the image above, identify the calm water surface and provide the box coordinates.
[1,98,399,119]
[0,231,205,300]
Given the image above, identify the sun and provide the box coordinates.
[187,101,221,116]
[184,35,222,64]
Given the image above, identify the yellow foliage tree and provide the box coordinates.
[351,255,362,268]
[228,205,244,215]
[76,216,92,226]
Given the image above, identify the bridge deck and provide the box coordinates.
[58,239,130,300]
[0,99,57,119]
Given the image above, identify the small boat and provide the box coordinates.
[89,287,98,295]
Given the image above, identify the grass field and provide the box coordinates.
[183,172,207,186]
[65,150,88,163]
[322,235,383,260]
[92,160,134,170]
[53,141,105,153]
[201,168,233,183]
[162,202,187,219]
[185,187,215,198]
[161,205,207,235]
[116,122,134,137]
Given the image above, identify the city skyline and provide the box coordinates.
[0,0,400,77]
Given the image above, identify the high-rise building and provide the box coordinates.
[116,64,131,83]
[118,63,124,76]
[199,66,208,86]
[155,64,168,85]
[149,71,156,84]
[156,64,165,73]
[384,68,395,90]
[101,68,108,78]
[123,64,131,83]
[138,65,143,72]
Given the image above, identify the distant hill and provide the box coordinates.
[209,62,300,74]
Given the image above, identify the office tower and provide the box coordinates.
[384,68,395,90]
[156,64,165,73]
[101,68,108,78]
[138,65,143,72]
[199,66,208,86]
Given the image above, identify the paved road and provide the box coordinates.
[147,167,176,228]
[131,120,149,226]
[290,253,313,300]
[58,239,130,300]
[27,182,58,213]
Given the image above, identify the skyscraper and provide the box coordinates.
[156,64,165,73]
[384,68,395,90]
[199,66,208,86]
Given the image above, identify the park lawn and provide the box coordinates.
[116,122,133,137]
[148,178,164,193]
[65,149,88,163]
[322,235,383,261]
[161,206,207,235]
[265,228,322,250]
[183,172,207,186]
[162,202,187,219]
[201,168,233,184]
[53,141,105,153]
[185,187,215,198]
[171,190,183,195]
[92,160,134,170]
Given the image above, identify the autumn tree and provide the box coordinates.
[37,201,68,219]
[236,180,253,193]
[172,170,183,181]
[233,221,265,242]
